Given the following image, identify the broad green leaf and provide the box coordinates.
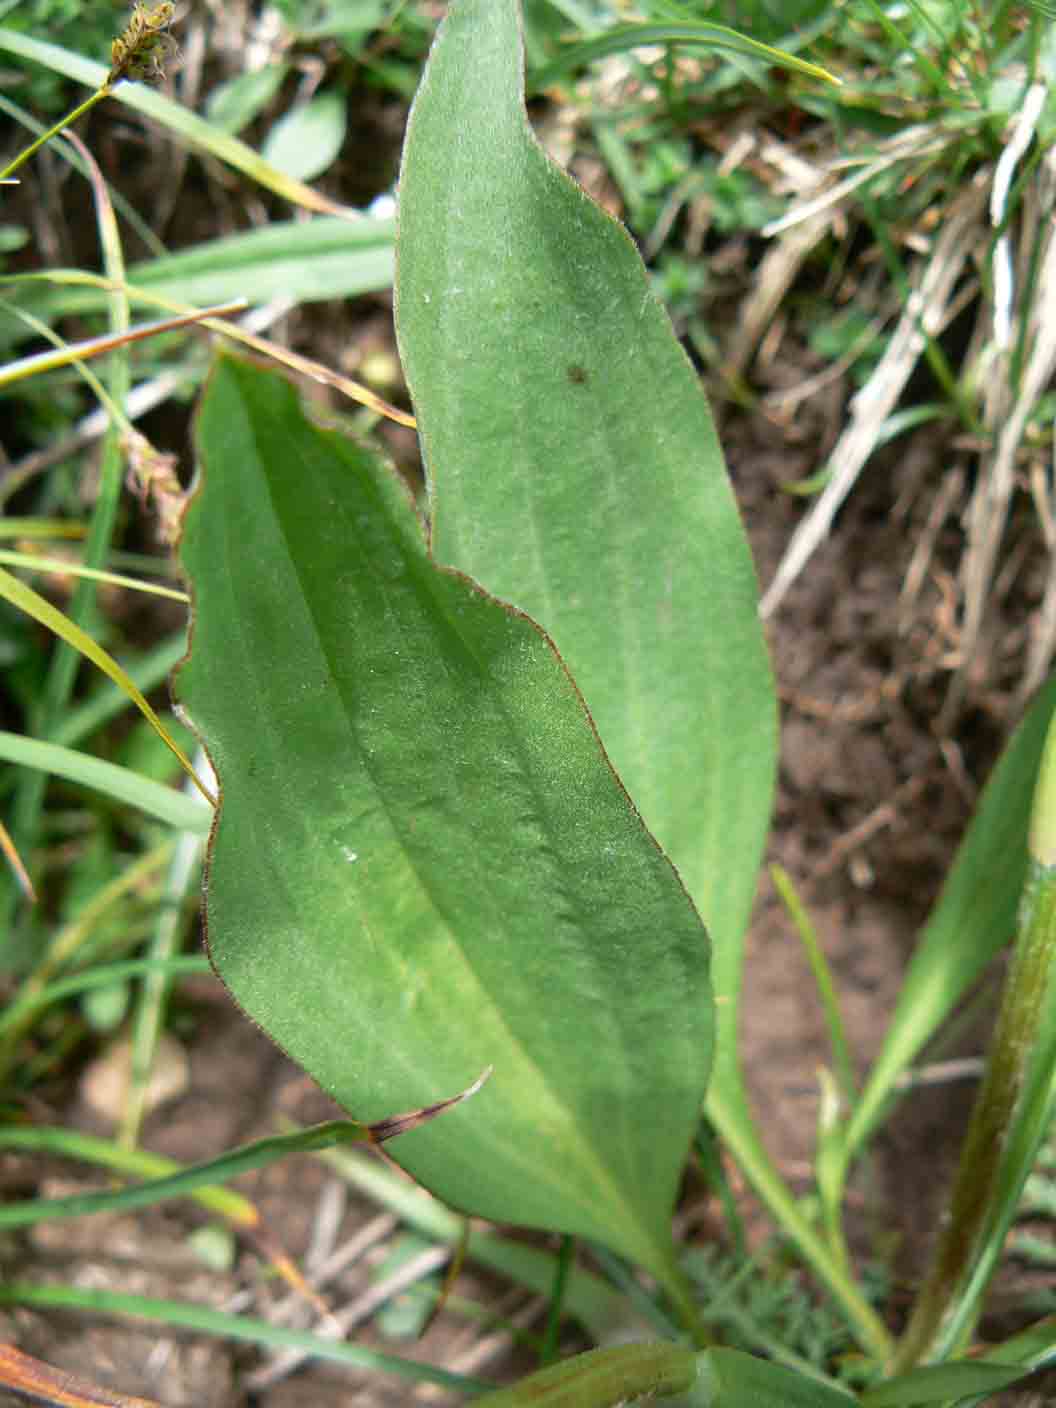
[395,0,773,1118]
[390,0,892,1353]
[176,354,714,1289]
[261,90,347,182]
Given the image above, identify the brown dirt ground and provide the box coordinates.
[3,69,1055,1408]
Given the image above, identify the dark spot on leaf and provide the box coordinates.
[567,364,589,385]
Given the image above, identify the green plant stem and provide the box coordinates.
[708,1078,894,1362]
[771,864,857,1106]
[0,85,110,179]
[540,1235,575,1364]
[654,1244,713,1349]
[3,123,132,948]
[893,860,1056,1370]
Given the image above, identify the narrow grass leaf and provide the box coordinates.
[860,1360,1032,1407]
[0,955,210,1036]
[0,29,355,216]
[0,566,213,804]
[0,1090,473,1230]
[843,674,1056,1165]
[0,1124,257,1223]
[10,217,395,318]
[0,1285,491,1393]
[528,22,839,90]
[176,353,714,1288]
[0,731,209,833]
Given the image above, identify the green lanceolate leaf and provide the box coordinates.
[696,1349,858,1408]
[177,354,713,1288]
[471,1343,699,1407]
[396,0,776,964]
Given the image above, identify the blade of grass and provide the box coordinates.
[0,28,359,217]
[9,270,413,426]
[895,717,1056,1368]
[0,549,188,602]
[0,955,211,1038]
[0,1123,255,1224]
[0,518,87,540]
[0,731,210,833]
[6,216,395,316]
[52,634,187,749]
[4,131,133,946]
[0,820,34,901]
[119,750,212,1149]
[539,1235,576,1366]
[0,568,213,804]
[0,842,175,1080]
[529,21,840,90]
[0,1079,486,1229]
[0,300,247,387]
[771,864,857,1105]
[0,1284,493,1394]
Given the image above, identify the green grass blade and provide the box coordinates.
[0,565,212,804]
[0,1284,492,1394]
[0,28,356,216]
[0,1118,379,1227]
[0,730,211,834]
[528,22,839,90]
[0,956,210,1038]
[9,217,395,316]
[52,634,187,748]
[843,676,1056,1166]
[771,864,857,1106]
